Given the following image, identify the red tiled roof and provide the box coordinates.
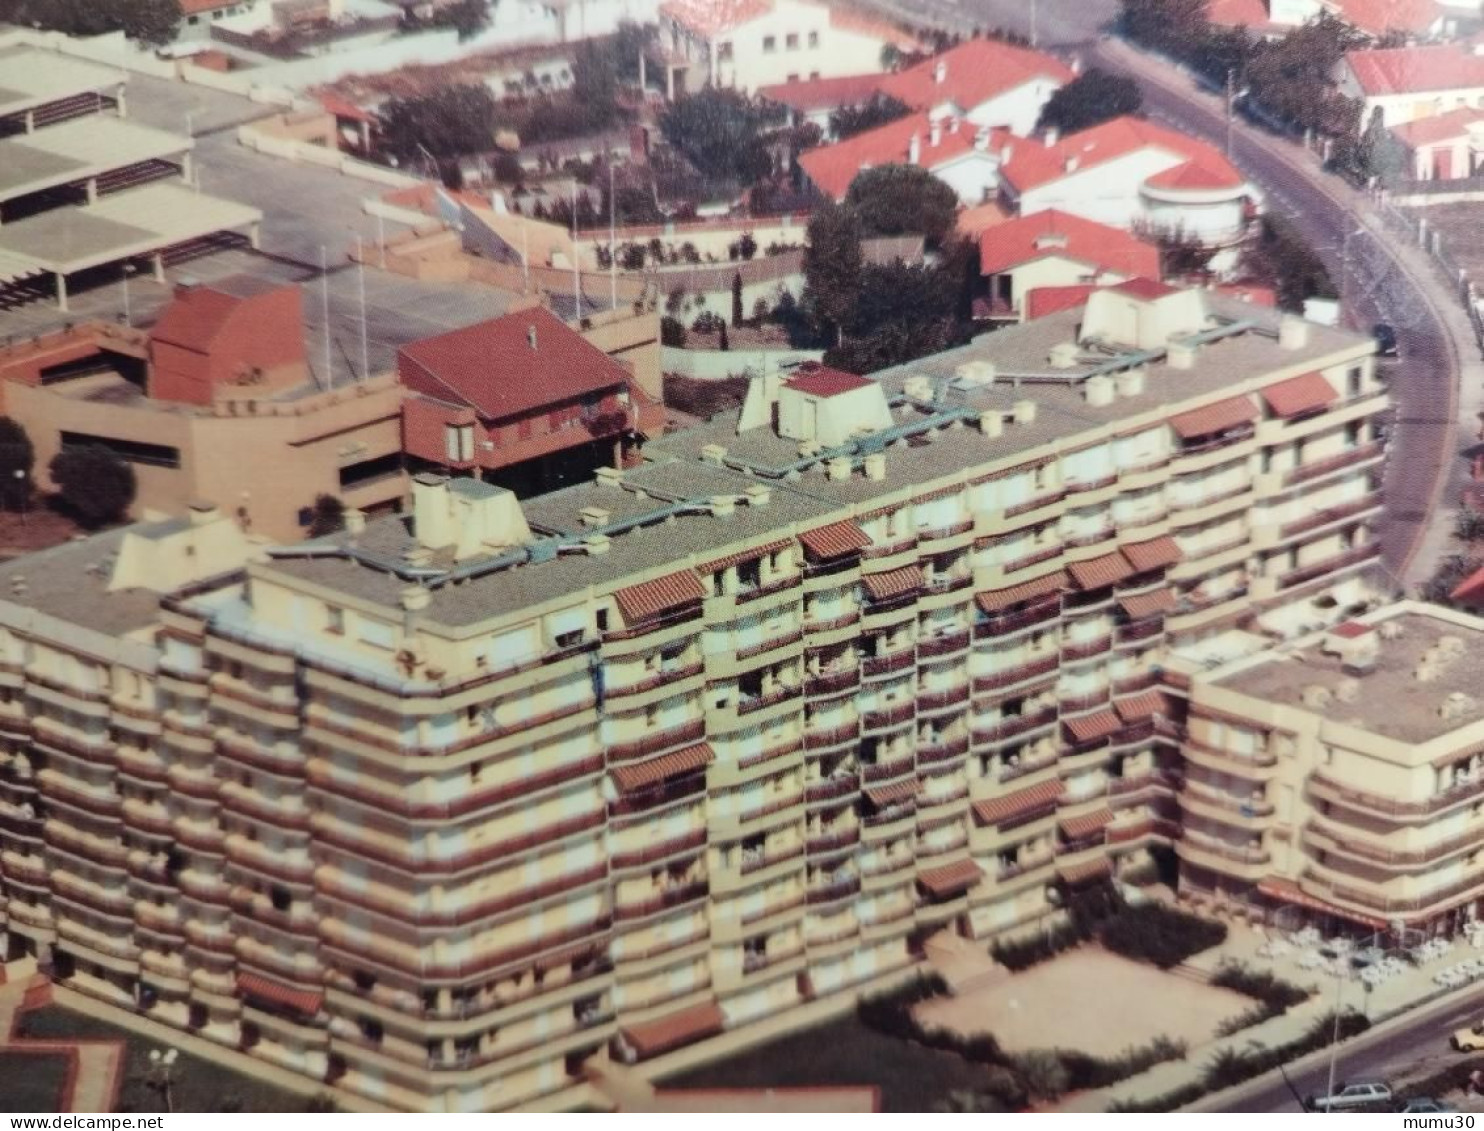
[610,743,715,793]
[1168,394,1257,439]
[1067,551,1134,591]
[976,570,1066,613]
[972,778,1064,825]
[1257,877,1388,930]
[917,857,984,897]
[1144,157,1247,191]
[784,365,874,397]
[1060,807,1114,839]
[799,111,1005,200]
[613,570,705,623]
[1024,284,1102,321]
[1262,371,1336,419]
[1330,619,1375,638]
[398,307,629,423]
[659,0,772,37]
[828,6,922,51]
[1058,858,1112,885]
[621,1000,726,1059]
[956,200,1011,239]
[1122,535,1183,573]
[1213,282,1278,306]
[799,520,871,560]
[758,73,888,114]
[1064,709,1121,743]
[316,92,376,124]
[864,778,921,807]
[879,38,1074,115]
[862,565,924,601]
[149,276,289,354]
[1334,0,1444,37]
[1001,116,1244,196]
[1345,45,1484,97]
[1115,689,1172,722]
[180,0,237,12]
[236,973,322,1015]
[1205,0,1287,33]
[1118,587,1175,620]
[700,538,791,575]
[1451,562,1484,604]
[978,210,1162,278]
[1391,107,1484,149]
[1110,276,1180,300]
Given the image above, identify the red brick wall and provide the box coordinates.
[149,288,307,406]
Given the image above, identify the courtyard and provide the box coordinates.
[916,948,1253,1058]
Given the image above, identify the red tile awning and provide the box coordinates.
[1261,372,1335,419]
[1064,709,1120,743]
[864,778,921,807]
[1118,587,1175,619]
[1256,878,1388,930]
[621,1001,725,1060]
[1169,395,1257,439]
[614,569,705,623]
[976,570,1067,614]
[799,520,871,561]
[1058,858,1112,886]
[917,858,984,897]
[610,743,715,793]
[236,973,323,1016]
[972,778,1064,826]
[1068,551,1134,591]
[700,539,792,575]
[862,565,924,602]
[1060,807,1114,839]
[1115,690,1171,723]
[1122,536,1183,573]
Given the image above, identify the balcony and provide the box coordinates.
[1282,441,1385,487]
[862,702,915,732]
[971,653,1059,692]
[862,649,915,678]
[861,536,917,560]
[605,661,705,702]
[862,755,915,784]
[976,598,1062,639]
[1182,781,1274,822]
[737,683,803,717]
[918,734,970,765]
[998,544,1064,574]
[1177,424,1255,457]
[1301,868,1484,920]
[615,879,710,923]
[1061,634,1112,662]
[971,707,1057,745]
[803,721,860,752]
[807,876,862,906]
[1277,542,1381,590]
[1309,771,1484,822]
[735,573,802,606]
[1004,491,1066,520]
[919,629,971,659]
[736,630,805,663]
[1279,494,1383,540]
[1178,828,1270,868]
[919,520,975,544]
[1303,820,1484,871]
[997,751,1061,783]
[805,776,859,804]
[803,610,861,634]
[602,604,703,643]
[805,668,860,697]
[611,828,707,870]
[807,825,860,854]
[607,718,706,763]
[1117,618,1165,645]
[918,684,970,712]
[741,842,805,876]
[1181,737,1278,778]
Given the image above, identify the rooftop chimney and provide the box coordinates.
[908,132,921,165]
[934,59,947,84]
[344,507,367,535]
[1043,126,1060,148]
[187,500,219,526]
[527,324,538,350]
[929,120,942,148]
[996,139,1011,160]
[1278,314,1310,351]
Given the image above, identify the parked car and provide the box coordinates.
[1452,1021,1484,1051]
[1305,1080,1393,1111]
[1374,323,1399,358]
[1399,1097,1458,1113]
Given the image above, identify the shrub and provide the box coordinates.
[661,316,687,348]
[49,444,136,529]
[1017,1049,1070,1100]
[1098,902,1227,969]
[691,310,726,334]
[1209,962,1311,1010]
[1052,1036,1188,1091]
[990,919,1087,971]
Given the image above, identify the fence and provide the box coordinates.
[662,346,823,381]
[1375,196,1484,358]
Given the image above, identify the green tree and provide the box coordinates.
[377,85,500,163]
[307,494,346,538]
[731,271,744,328]
[658,89,782,186]
[49,445,136,530]
[427,0,491,41]
[0,418,34,510]
[802,201,864,346]
[1243,13,1364,138]
[1016,1050,1071,1100]
[828,93,912,141]
[845,164,959,247]
[660,316,688,347]
[0,0,181,45]
[1240,214,1336,311]
[1036,69,1143,134]
[1120,0,1208,58]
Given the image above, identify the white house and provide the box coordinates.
[1339,44,1484,129]
[999,117,1258,263]
[876,37,1075,137]
[798,112,1008,204]
[1208,0,1451,40]
[1388,106,1484,178]
[175,0,272,40]
[654,0,917,96]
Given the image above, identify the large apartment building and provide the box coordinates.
[0,284,1392,1110]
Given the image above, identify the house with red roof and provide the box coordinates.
[1389,106,1484,178]
[877,37,1076,136]
[654,0,918,97]
[1207,0,1450,41]
[798,112,1009,203]
[176,0,270,40]
[976,210,1163,321]
[756,73,891,138]
[998,116,1257,264]
[399,307,664,493]
[1339,44,1484,130]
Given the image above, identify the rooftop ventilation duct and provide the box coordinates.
[1116,368,1147,398]
[580,506,610,528]
[1301,684,1333,708]
[744,483,771,507]
[1278,314,1310,351]
[1048,341,1080,369]
[1167,341,1198,370]
[594,466,624,488]
[826,456,853,481]
[1084,374,1115,407]
[863,452,887,480]
[955,359,997,385]
[1013,398,1037,424]
[977,411,1003,437]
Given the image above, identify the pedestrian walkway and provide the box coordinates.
[0,963,124,1113]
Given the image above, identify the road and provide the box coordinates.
[1204,986,1484,1112]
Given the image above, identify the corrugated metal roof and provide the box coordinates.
[1122,536,1183,574]
[1067,551,1133,591]
[1118,587,1175,619]
[864,778,921,807]
[1115,690,1171,722]
[699,538,791,575]
[1064,708,1120,742]
[1060,807,1114,839]
[621,1000,725,1059]
[236,972,322,1015]
[917,857,984,896]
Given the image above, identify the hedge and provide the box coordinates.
[1210,961,1312,1037]
[1099,902,1228,969]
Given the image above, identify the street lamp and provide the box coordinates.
[148,1047,178,1113]
[13,470,26,527]
[121,262,136,328]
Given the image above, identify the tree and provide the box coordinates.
[1120,0,1208,60]
[1152,227,1220,279]
[307,494,346,538]
[377,85,500,163]
[49,446,136,530]
[660,316,688,347]
[802,201,864,346]
[0,0,181,45]
[829,93,912,141]
[738,232,758,260]
[731,271,744,328]
[658,89,782,187]
[1242,14,1365,138]
[845,164,959,247]
[426,0,490,41]
[1036,69,1142,135]
[718,322,730,351]
[1240,214,1336,311]
[0,418,34,511]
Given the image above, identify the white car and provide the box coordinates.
[1305,1081,1393,1112]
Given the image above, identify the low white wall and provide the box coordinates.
[663,347,824,380]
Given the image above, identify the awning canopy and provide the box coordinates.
[864,778,921,807]
[610,743,714,793]
[1118,587,1175,619]
[862,565,924,602]
[1064,708,1120,743]
[917,858,984,897]
[1058,858,1112,886]
[1115,690,1172,723]
[700,538,791,575]
[1068,551,1134,591]
[1122,536,1183,574]
[613,569,704,623]
[1060,807,1114,840]
[621,1000,725,1060]
[236,972,323,1016]
[972,778,1064,826]
[799,520,870,561]
[1256,878,1388,930]
[1168,395,1257,439]
[977,570,1066,614]
[1261,372,1335,419]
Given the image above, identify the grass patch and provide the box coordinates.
[0,1050,72,1113]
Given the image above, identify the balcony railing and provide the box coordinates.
[862,702,915,731]
[614,879,709,922]
[611,828,706,869]
[807,826,860,854]
[1277,542,1381,590]
[862,755,915,783]
[975,598,1061,638]
[972,707,1057,745]
[605,660,705,701]
[737,683,803,717]
[803,610,861,634]
[1302,820,1484,870]
[862,649,915,677]
[998,752,1060,783]
[919,520,974,543]
[1279,494,1383,540]
[919,629,971,659]
[860,536,917,560]
[736,630,805,663]
[803,721,860,751]
[918,684,970,711]
[607,718,706,763]
[918,734,970,763]
[1061,634,1112,662]
[1310,771,1484,820]
[1180,828,1269,865]
[805,776,859,804]
[1004,491,1066,519]
[1302,868,1484,917]
[805,668,860,697]
[806,876,862,906]
[1282,442,1385,487]
[735,573,802,606]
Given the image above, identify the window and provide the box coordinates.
[1346,365,1363,397]
[762,35,776,51]
[188,13,199,22]
[809,70,820,79]
[445,423,474,462]
[786,33,798,49]
[718,40,733,60]
[269,886,292,912]
[786,73,799,82]
[59,431,180,469]
[325,606,345,635]
[808,30,819,47]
